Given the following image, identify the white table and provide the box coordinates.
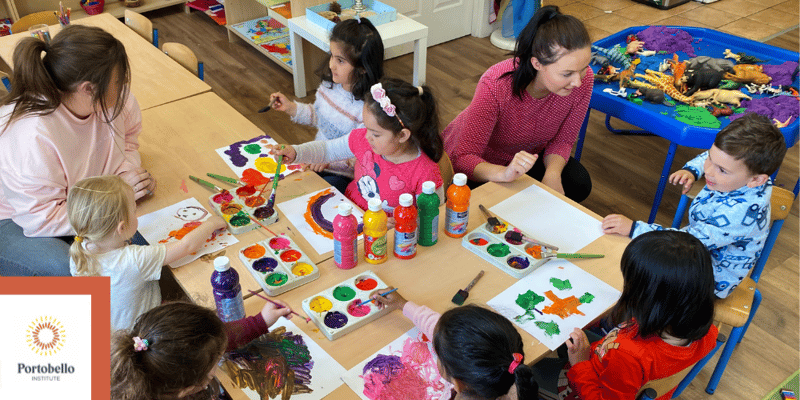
[287,13,428,97]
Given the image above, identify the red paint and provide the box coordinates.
[279,250,301,262]
[212,192,233,203]
[236,185,256,197]
[469,238,489,246]
[244,196,265,207]
[241,168,270,186]
[355,278,378,291]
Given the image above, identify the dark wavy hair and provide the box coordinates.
[501,5,590,99]
[610,230,716,342]
[433,304,538,399]
[714,113,787,176]
[316,18,384,101]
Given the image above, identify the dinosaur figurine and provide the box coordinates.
[723,49,766,64]
[692,89,752,107]
[724,64,772,85]
[633,70,694,104]
[592,44,631,69]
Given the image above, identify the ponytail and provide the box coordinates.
[513,363,538,400]
[111,330,153,400]
[501,5,590,99]
[3,38,61,120]
[365,78,443,162]
[69,238,100,276]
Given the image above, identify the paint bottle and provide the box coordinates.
[363,198,388,264]
[210,256,245,322]
[418,181,439,247]
[393,193,418,259]
[333,203,359,269]
[445,173,471,238]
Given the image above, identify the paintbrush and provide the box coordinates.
[189,175,227,194]
[247,214,278,236]
[452,270,484,305]
[478,204,502,227]
[265,147,284,210]
[526,245,603,260]
[257,97,277,113]
[357,288,398,306]
[246,290,311,323]
[207,172,245,186]
[505,231,559,251]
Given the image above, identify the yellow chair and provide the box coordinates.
[162,42,204,80]
[10,11,59,34]
[438,152,454,193]
[124,9,158,47]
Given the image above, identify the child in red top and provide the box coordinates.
[272,78,444,217]
[537,230,719,400]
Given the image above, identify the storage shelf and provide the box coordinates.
[227,15,292,72]
[70,0,187,20]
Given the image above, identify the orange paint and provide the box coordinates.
[303,188,334,239]
[542,290,585,319]
[221,203,243,215]
[280,250,302,262]
[244,196,265,207]
[242,244,266,259]
[159,221,201,243]
[526,245,542,259]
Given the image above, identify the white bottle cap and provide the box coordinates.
[338,203,353,216]
[368,198,382,212]
[399,193,413,207]
[213,256,231,272]
[422,181,435,194]
[453,173,467,186]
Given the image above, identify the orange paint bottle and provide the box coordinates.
[445,173,470,238]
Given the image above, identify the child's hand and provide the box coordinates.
[306,163,329,173]
[269,92,296,116]
[669,170,696,194]
[501,152,538,182]
[267,144,297,164]
[369,287,407,311]
[626,40,644,54]
[206,216,227,231]
[602,214,633,236]
[566,328,591,365]
[260,299,293,326]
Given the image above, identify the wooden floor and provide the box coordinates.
[145,4,799,399]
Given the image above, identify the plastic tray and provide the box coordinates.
[207,188,279,235]
[239,234,319,296]
[306,0,396,32]
[301,270,391,340]
[461,221,550,279]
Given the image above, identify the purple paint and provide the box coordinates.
[763,61,799,86]
[729,96,799,125]
[362,354,404,383]
[223,135,271,168]
[254,206,275,219]
[637,26,696,57]
[323,311,348,329]
[252,257,278,273]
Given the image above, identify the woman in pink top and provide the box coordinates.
[0,25,155,276]
[443,6,593,202]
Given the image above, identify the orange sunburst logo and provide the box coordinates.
[26,316,66,356]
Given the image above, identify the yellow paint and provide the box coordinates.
[309,296,332,313]
[292,262,313,276]
[254,157,288,174]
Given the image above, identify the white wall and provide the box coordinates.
[472,0,501,38]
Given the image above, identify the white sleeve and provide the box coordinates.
[294,134,354,164]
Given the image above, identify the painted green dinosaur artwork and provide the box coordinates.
[514,290,545,323]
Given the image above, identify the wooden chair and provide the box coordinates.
[438,152,454,195]
[162,42,204,80]
[10,11,59,34]
[124,10,158,47]
[668,181,796,395]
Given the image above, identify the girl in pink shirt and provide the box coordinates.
[0,25,154,276]
[273,78,444,216]
[443,6,593,202]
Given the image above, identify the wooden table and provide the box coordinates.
[0,13,211,110]
[213,175,630,400]
[138,92,332,299]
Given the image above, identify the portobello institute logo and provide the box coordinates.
[26,316,66,356]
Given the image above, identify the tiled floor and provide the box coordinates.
[544,0,800,42]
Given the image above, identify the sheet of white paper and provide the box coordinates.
[490,183,603,253]
[137,198,238,267]
[488,260,620,350]
[215,134,302,182]
[277,187,364,255]
[224,317,345,400]
[341,327,453,400]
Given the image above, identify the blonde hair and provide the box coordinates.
[67,175,133,276]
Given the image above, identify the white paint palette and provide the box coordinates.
[239,234,320,296]
[462,222,550,279]
[207,187,279,235]
[301,270,392,341]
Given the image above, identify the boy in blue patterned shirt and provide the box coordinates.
[602,114,787,298]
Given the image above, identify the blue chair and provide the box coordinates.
[162,43,204,81]
[667,181,796,395]
[124,9,158,47]
[1,72,11,92]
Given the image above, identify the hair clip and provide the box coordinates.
[508,353,523,374]
[370,83,407,129]
[74,236,83,243]
[416,86,423,96]
[133,337,149,352]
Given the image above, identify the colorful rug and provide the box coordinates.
[762,370,799,400]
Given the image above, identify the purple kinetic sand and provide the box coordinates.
[729,96,799,125]
[763,61,799,86]
[637,26,696,57]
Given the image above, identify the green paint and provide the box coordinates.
[579,292,595,304]
[243,143,262,154]
[332,286,356,301]
[487,243,510,257]
[265,273,288,286]
[230,212,251,227]
[550,278,572,290]
[674,105,721,128]
[514,290,545,323]
[535,321,561,337]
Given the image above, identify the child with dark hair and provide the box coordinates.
[111,300,293,400]
[443,5,593,202]
[603,113,788,298]
[269,18,384,193]
[271,78,444,217]
[370,290,539,400]
[536,230,718,400]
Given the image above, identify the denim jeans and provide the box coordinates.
[0,218,72,276]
